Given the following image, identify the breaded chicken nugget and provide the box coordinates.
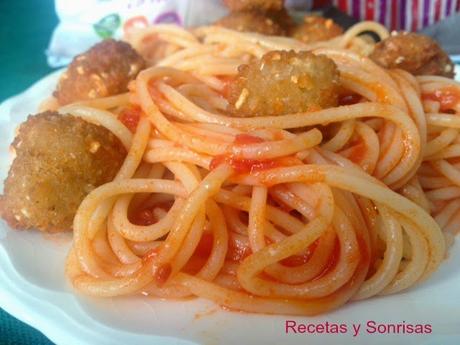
[228,50,341,116]
[292,16,343,44]
[54,39,145,105]
[0,112,126,232]
[215,11,285,35]
[224,0,284,12]
[369,32,455,78]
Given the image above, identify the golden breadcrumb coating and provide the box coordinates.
[369,32,455,78]
[223,0,284,12]
[0,111,126,232]
[228,50,341,117]
[215,11,285,35]
[54,39,145,105]
[291,16,343,44]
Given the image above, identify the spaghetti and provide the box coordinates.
[58,23,459,315]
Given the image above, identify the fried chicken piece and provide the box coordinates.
[268,8,295,34]
[0,112,126,232]
[215,10,285,35]
[369,32,455,78]
[215,7,295,36]
[223,0,284,12]
[54,39,145,105]
[228,50,341,117]
[291,16,343,44]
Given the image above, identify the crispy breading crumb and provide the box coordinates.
[369,32,455,78]
[228,50,341,117]
[0,111,126,232]
[291,16,343,44]
[223,0,284,12]
[54,39,145,105]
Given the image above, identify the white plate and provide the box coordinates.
[1,70,460,345]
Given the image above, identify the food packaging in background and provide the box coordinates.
[46,0,460,68]
[304,0,460,31]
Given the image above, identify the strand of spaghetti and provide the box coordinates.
[152,164,233,269]
[238,192,360,299]
[157,45,216,67]
[432,159,460,186]
[338,21,389,48]
[354,205,403,299]
[137,69,231,155]
[196,200,228,280]
[214,189,305,234]
[175,123,236,142]
[338,122,380,174]
[314,48,400,94]
[129,24,199,52]
[380,216,429,294]
[144,148,213,168]
[231,164,445,281]
[112,196,185,242]
[425,186,460,200]
[230,129,322,159]
[169,210,206,277]
[174,254,367,316]
[321,120,356,152]
[72,179,186,277]
[427,113,460,128]
[87,117,151,240]
[390,70,427,148]
[264,226,337,284]
[374,127,406,180]
[424,129,458,158]
[435,199,460,228]
[67,118,151,278]
[194,26,309,52]
[58,104,132,150]
[107,214,141,265]
[399,177,431,212]
[72,93,130,109]
[247,186,268,252]
[67,248,155,297]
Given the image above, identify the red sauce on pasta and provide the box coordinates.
[347,142,367,164]
[423,87,460,112]
[132,209,156,226]
[155,264,172,285]
[338,93,361,106]
[233,134,265,145]
[119,105,141,132]
[281,240,319,267]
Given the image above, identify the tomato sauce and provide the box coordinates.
[233,134,265,145]
[142,247,160,263]
[338,93,362,106]
[312,238,341,280]
[118,105,141,132]
[155,264,172,286]
[210,154,301,174]
[280,240,319,267]
[347,142,367,164]
[220,76,236,99]
[132,209,156,226]
[194,232,214,257]
[423,87,460,112]
[227,240,252,262]
[210,155,279,174]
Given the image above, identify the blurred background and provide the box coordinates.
[1,3,55,343]
[0,0,57,103]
